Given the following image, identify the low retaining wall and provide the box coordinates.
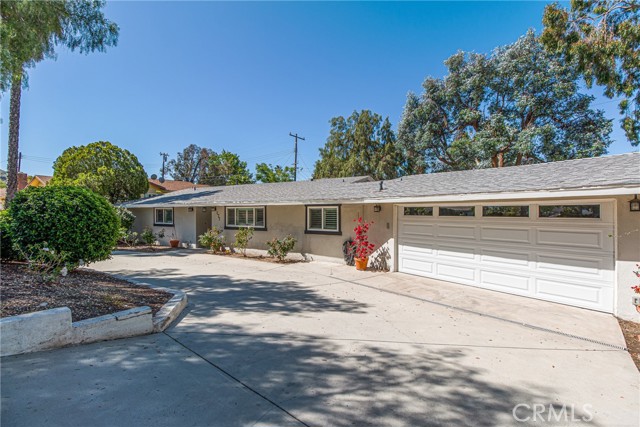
[0,288,187,358]
[0,306,152,357]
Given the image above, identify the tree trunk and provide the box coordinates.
[6,73,22,202]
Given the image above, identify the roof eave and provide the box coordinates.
[364,184,640,204]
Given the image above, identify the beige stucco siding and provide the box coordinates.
[129,207,198,247]
[207,204,394,263]
[615,196,640,321]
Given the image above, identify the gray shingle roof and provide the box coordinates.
[123,153,640,208]
[371,151,640,201]
[125,176,375,207]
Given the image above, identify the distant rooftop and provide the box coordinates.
[148,179,207,192]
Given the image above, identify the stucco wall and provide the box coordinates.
[130,207,197,246]
[208,204,394,262]
[615,196,640,321]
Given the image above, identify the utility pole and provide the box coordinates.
[159,152,168,183]
[289,132,305,181]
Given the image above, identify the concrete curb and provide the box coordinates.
[0,276,188,357]
[151,287,188,332]
[104,274,188,332]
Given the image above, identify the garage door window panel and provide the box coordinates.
[483,206,529,218]
[439,206,475,217]
[404,207,433,216]
[539,205,600,219]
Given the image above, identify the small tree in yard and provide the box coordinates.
[51,141,148,203]
[115,206,138,246]
[234,227,254,256]
[266,236,297,262]
[9,186,119,270]
[115,206,135,231]
[199,227,226,253]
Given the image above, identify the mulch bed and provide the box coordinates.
[207,250,306,264]
[618,318,640,372]
[114,245,177,253]
[1,262,173,322]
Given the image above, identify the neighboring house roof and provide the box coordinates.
[123,153,640,208]
[27,175,53,187]
[147,179,207,192]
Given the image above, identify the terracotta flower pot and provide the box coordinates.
[355,257,368,271]
[169,239,180,248]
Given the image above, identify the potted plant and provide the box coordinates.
[169,229,180,248]
[352,217,375,271]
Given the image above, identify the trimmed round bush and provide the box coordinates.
[9,186,120,266]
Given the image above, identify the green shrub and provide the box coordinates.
[115,206,136,231]
[266,235,296,262]
[119,229,139,247]
[140,227,157,246]
[20,243,73,281]
[0,210,16,260]
[199,227,225,252]
[234,227,254,256]
[9,186,119,267]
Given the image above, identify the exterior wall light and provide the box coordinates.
[188,207,194,212]
[630,195,640,212]
[373,204,382,213]
[202,207,207,212]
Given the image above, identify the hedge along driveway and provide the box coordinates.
[2,251,638,427]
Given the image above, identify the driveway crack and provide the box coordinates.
[162,331,311,427]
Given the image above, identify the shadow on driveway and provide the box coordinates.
[105,267,369,317]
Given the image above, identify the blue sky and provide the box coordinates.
[1,1,634,179]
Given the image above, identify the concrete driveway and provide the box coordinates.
[2,251,639,427]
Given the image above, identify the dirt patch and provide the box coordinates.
[115,245,177,253]
[1,262,173,322]
[618,318,640,372]
[206,250,307,264]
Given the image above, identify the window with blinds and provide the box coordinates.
[225,207,265,228]
[307,206,340,232]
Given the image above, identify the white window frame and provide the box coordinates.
[225,206,266,229]
[306,205,340,233]
[154,208,174,225]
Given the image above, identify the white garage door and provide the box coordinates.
[397,202,615,312]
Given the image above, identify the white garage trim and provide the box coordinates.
[369,186,640,204]
[396,199,616,312]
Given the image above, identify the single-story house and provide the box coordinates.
[123,152,640,320]
[144,178,207,198]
